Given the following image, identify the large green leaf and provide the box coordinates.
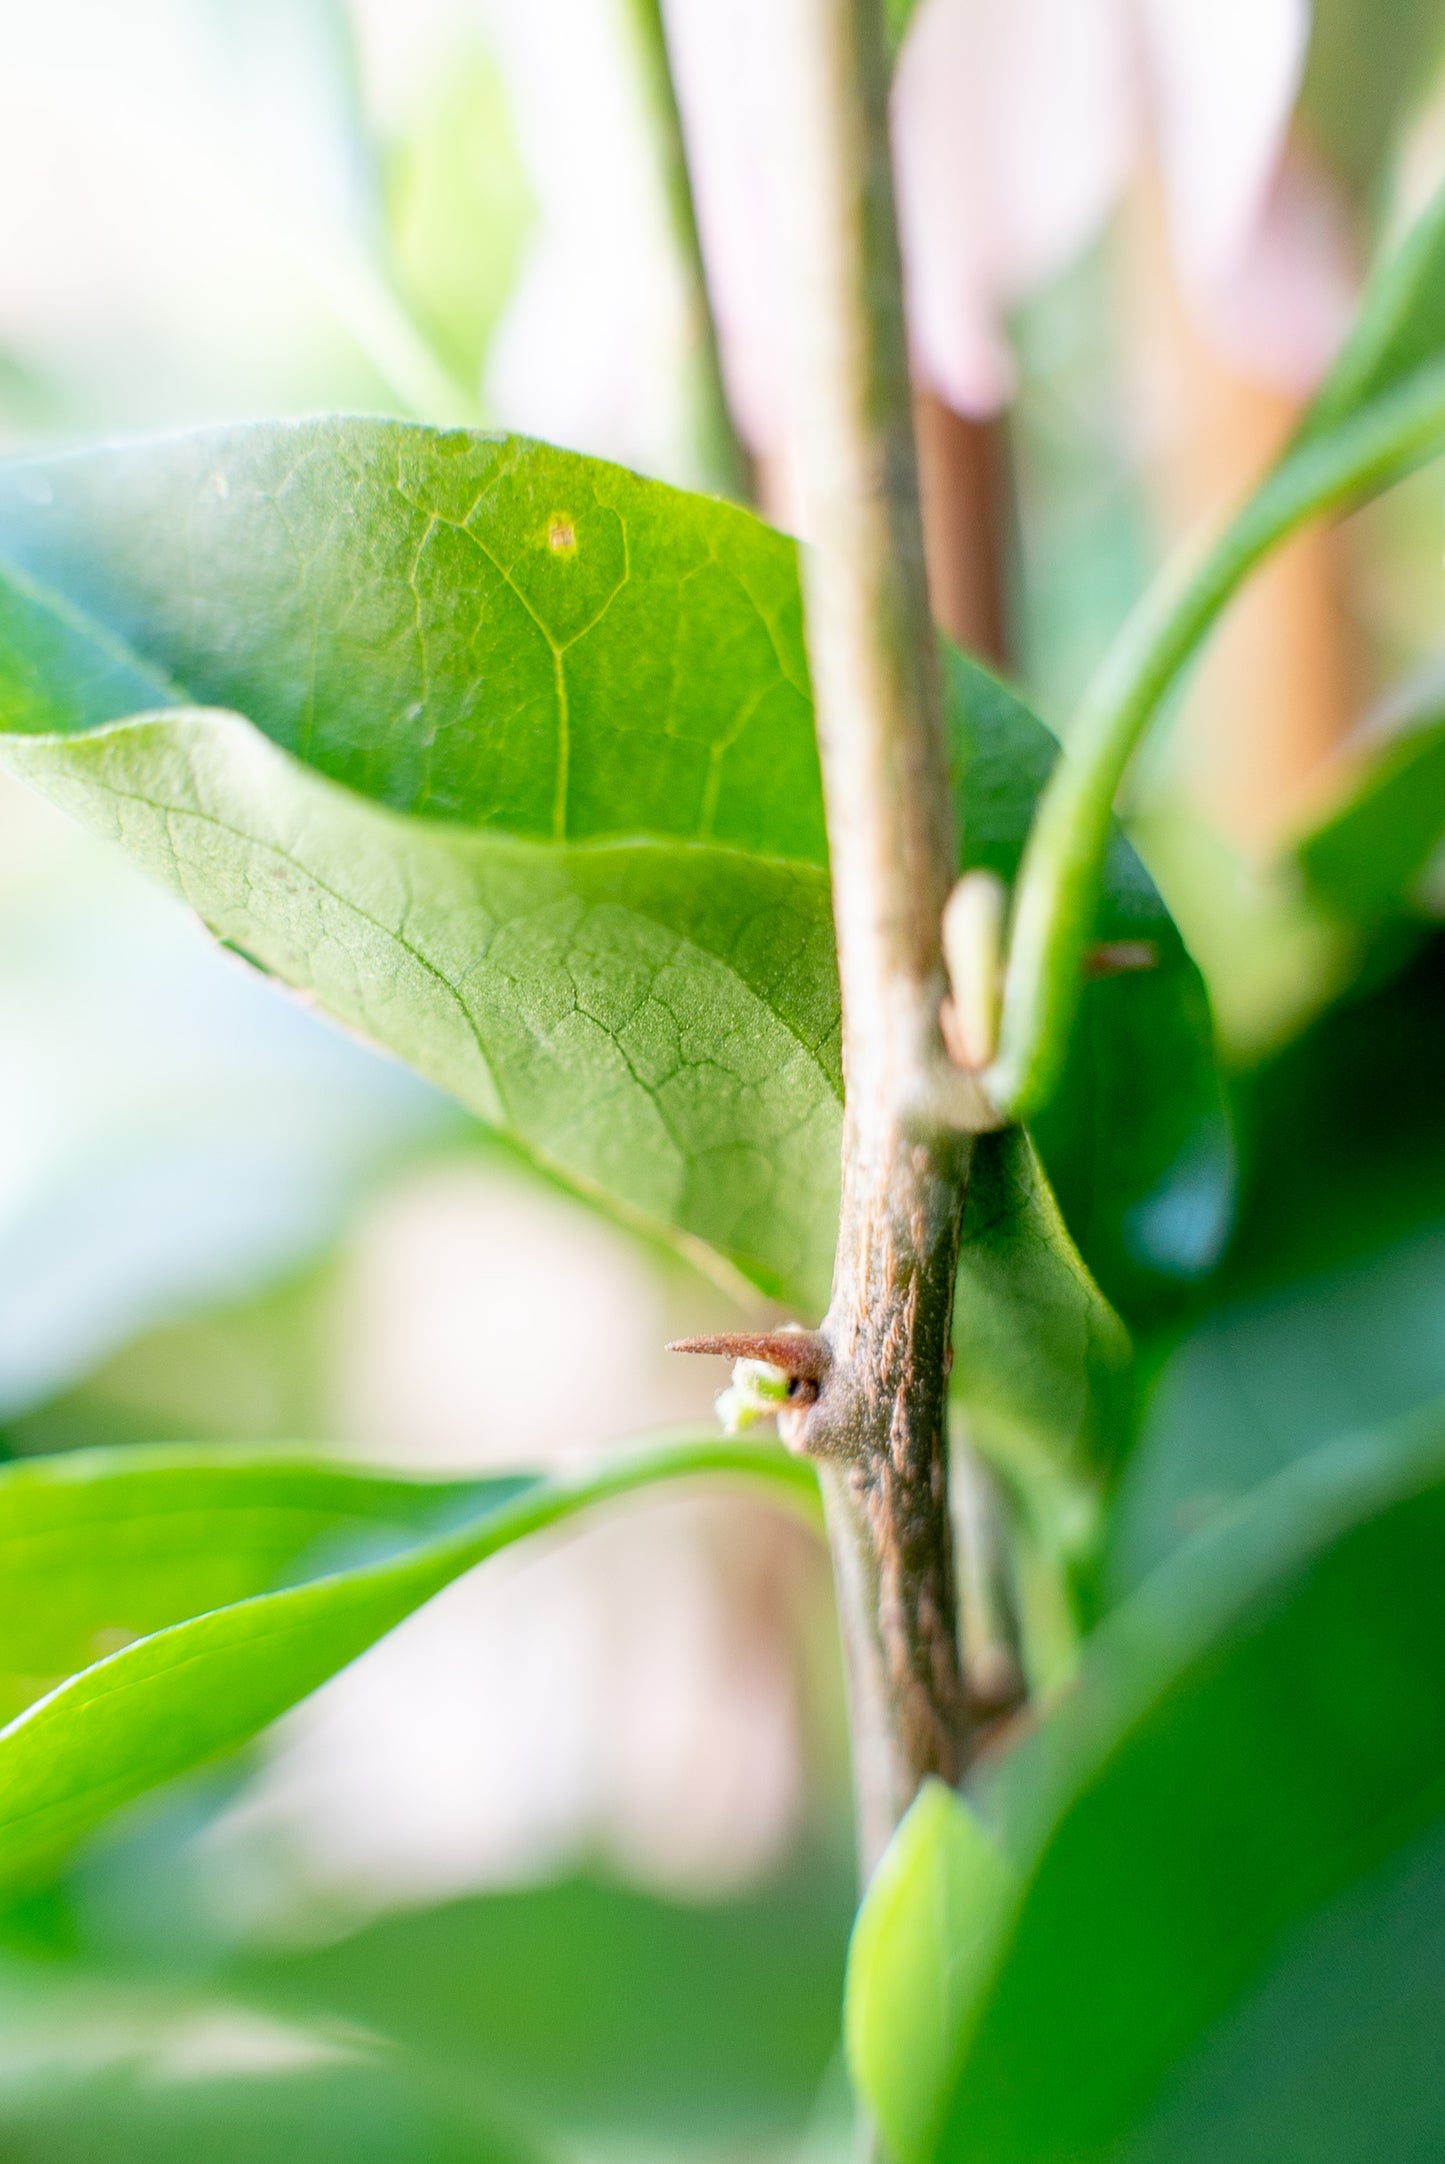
[0,2009,540,2164]
[0,426,842,1307]
[236,1865,853,2146]
[2,702,843,1306]
[1113,1816,1445,2164]
[0,421,1222,1343]
[4,1792,854,2149]
[1110,935,1445,1590]
[849,1402,1445,2162]
[0,1438,814,1892]
[0,1448,519,1725]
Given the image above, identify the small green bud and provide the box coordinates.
[715,1356,793,1436]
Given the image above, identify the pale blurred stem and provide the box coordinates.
[627,0,753,501]
[784,0,972,1881]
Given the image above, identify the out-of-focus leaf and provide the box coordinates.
[0,2055,538,2164]
[0,423,1223,1343]
[1112,1229,1445,1593]
[1127,804,1354,1063]
[0,1438,814,1892]
[887,0,924,54]
[0,1959,543,2164]
[877,1404,1445,2162]
[847,1780,1017,2164]
[0,1449,510,1726]
[954,1128,1131,1548]
[237,1864,853,2145]
[1301,0,1445,199]
[1113,1815,1445,2164]
[1110,936,1445,1589]
[1296,678,1445,926]
[1279,174,1445,472]
[383,47,534,393]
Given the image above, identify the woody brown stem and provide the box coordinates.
[781,0,972,1874]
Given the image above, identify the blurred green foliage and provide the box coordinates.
[1301,0,1445,201]
[383,47,534,398]
[4,6,1445,2161]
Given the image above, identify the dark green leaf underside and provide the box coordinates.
[1297,699,1445,925]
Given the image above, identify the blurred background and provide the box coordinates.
[1,0,1444,2158]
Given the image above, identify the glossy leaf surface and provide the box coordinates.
[0,1448,512,1726]
[0,422,1222,1340]
[0,427,843,1306]
[850,1406,1445,2162]
[0,1439,813,1892]
[953,1128,1131,1530]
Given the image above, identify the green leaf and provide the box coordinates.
[1,702,844,1307]
[994,179,1445,1123]
[1296,680,1445,926]
[1301,0,1445,201]
[847,1780,1017,2164]
[0,2032,541,2164]
[0,1448,518,1726]
[871,1402,1445,2162]
[0,1438,814,1892]
[1111,1816,1445,2164]
[236,1865,853,2146]
[954,1128,1131,1550]
[0,423,1219,1394]
[1296,180,1445,449]
[0,428,1222,1317]
[0,425,841,1308]
[1110,935,1445,1591]
[1112,1228,1445,1595]
[886,0,923,54]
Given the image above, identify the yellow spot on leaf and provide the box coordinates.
[547,516,577,555]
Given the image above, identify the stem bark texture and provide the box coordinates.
[783,0,971,1874]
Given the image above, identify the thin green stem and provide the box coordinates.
[988,356,1445,1122]
[627,0,753,501]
